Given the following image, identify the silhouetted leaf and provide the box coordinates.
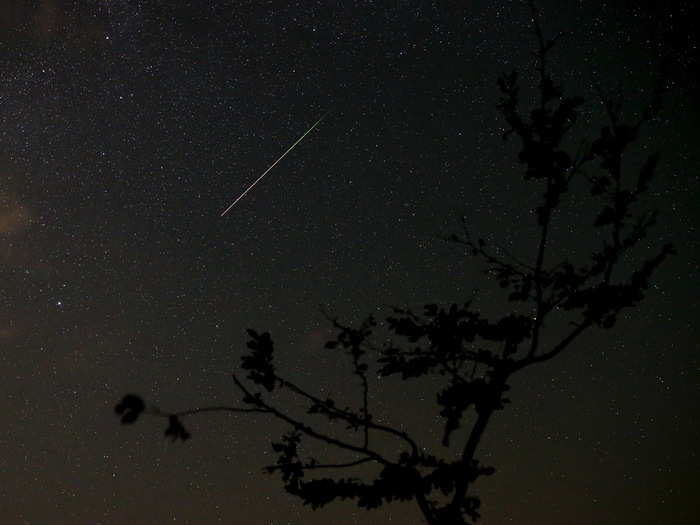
[164,415,190,441]
[114,394,145,425]
[241,329,276,391]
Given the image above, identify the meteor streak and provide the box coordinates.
[220,111,329,217]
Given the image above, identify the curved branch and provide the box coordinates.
[266,457,375,472]
[276,363,419,458]
[232,373,395,466]
[170,406,270,417]
[514,317,594,372]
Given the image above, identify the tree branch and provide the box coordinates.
[515,317,594,371]
[266,457,375,472]
[232,373,395,466]
[166,406,270,417]
[273,373,419,458]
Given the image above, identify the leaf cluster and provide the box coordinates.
[114,394,145,424]
[241,329,276,392]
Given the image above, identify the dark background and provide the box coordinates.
[1,1,698,523]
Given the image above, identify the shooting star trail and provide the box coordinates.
[220,111,330,217]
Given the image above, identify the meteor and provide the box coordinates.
[220,111,330,217]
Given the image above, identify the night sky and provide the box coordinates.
[1,1,698,524]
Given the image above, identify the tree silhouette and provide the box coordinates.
[115,6,674,524]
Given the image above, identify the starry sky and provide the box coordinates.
[1,1,698,524]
